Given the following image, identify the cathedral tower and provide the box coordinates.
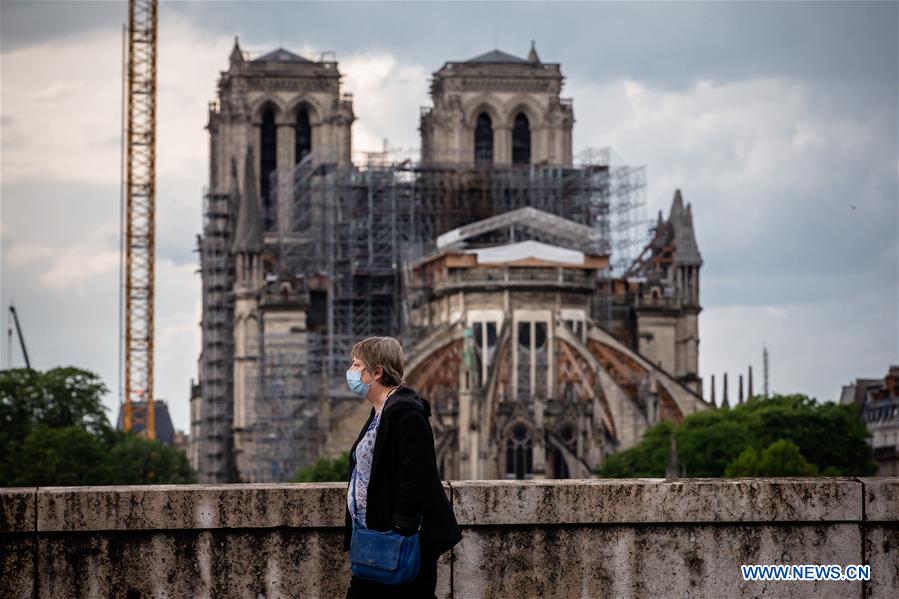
[420,42,574,166]
[208,38,355,238]
[631,189,703,395]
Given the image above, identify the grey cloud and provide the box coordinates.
[166,1,897,90]
[0,1,126,52]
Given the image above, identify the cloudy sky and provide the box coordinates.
[1,1,896,434]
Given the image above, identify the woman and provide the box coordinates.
[343,336,462,598]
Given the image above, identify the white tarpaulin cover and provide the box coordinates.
[465,241,585,265]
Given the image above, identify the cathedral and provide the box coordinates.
[189,40,709,483]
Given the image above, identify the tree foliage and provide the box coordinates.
[0,367,196,486]
[725,439,818,477]
[291,452,351,482]
[598,393,876,478]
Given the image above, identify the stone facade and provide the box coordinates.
[402,207,707,480]
[3,479,897,598]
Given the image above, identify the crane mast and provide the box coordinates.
[123,0,158,439]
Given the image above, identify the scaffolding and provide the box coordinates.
[206,148,648,481]
[196,190,236,482]
[243,309,327,483]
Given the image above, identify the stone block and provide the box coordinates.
[36,528,348,599]
[864,525,899,598]
[0,487,35,533]
[452,523,862,599]
[860,477,899,522]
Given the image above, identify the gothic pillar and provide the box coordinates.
[276,120,294,237]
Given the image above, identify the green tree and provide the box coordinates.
[1,367,197,486]
[11,426,113,486]
[291,452,350,482]
[598,421,674,477]
[0,367,112,442]
[598,394,876,478]
[725,439,819,477]
[105,431,197,484]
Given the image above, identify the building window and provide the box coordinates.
[518,321,531,348]
[552,447,569,479]
[474,112,494,165]
[505,425,533,479]
[260,106,277,231]
[534,321,547,350]
[512,113,531,165]
[295,109,311,164]
[472,321,498,381]
[552,425,577,479]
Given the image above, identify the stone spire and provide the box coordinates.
[527,40,541,63]
[232,147,263,254]
[748,366,754,401]
[722,372,730,409]
[669,189,703,267]
[229,36,244,66]
[710,374,716,406]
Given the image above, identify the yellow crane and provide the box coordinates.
[122,0,158,439]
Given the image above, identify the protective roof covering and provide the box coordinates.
[465,240,585,265]
[436,206,603,253]
[464,49,528,64]
[253,48,313,63]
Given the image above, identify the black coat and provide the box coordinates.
[343,386,462,560]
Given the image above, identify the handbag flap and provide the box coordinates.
[350,529,402,570]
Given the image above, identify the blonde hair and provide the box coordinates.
[351,336,405,388]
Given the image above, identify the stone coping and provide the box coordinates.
[451,478,864,525]
[0,478,895,533]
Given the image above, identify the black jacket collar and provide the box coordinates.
[380,385,432,420]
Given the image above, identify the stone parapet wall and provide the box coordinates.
[1,478,896,598]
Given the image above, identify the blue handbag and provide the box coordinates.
[349,470,421,585]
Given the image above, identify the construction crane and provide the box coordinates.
[122,0,158,439]
[7,304,32,369]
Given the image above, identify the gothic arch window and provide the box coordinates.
[552,447,569,479]
[505,424,533,479]
[512,113,531,165]
[259,106,278,231]
[474,112,494,165]
[295,109,311,164]
[552,424,577,479]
